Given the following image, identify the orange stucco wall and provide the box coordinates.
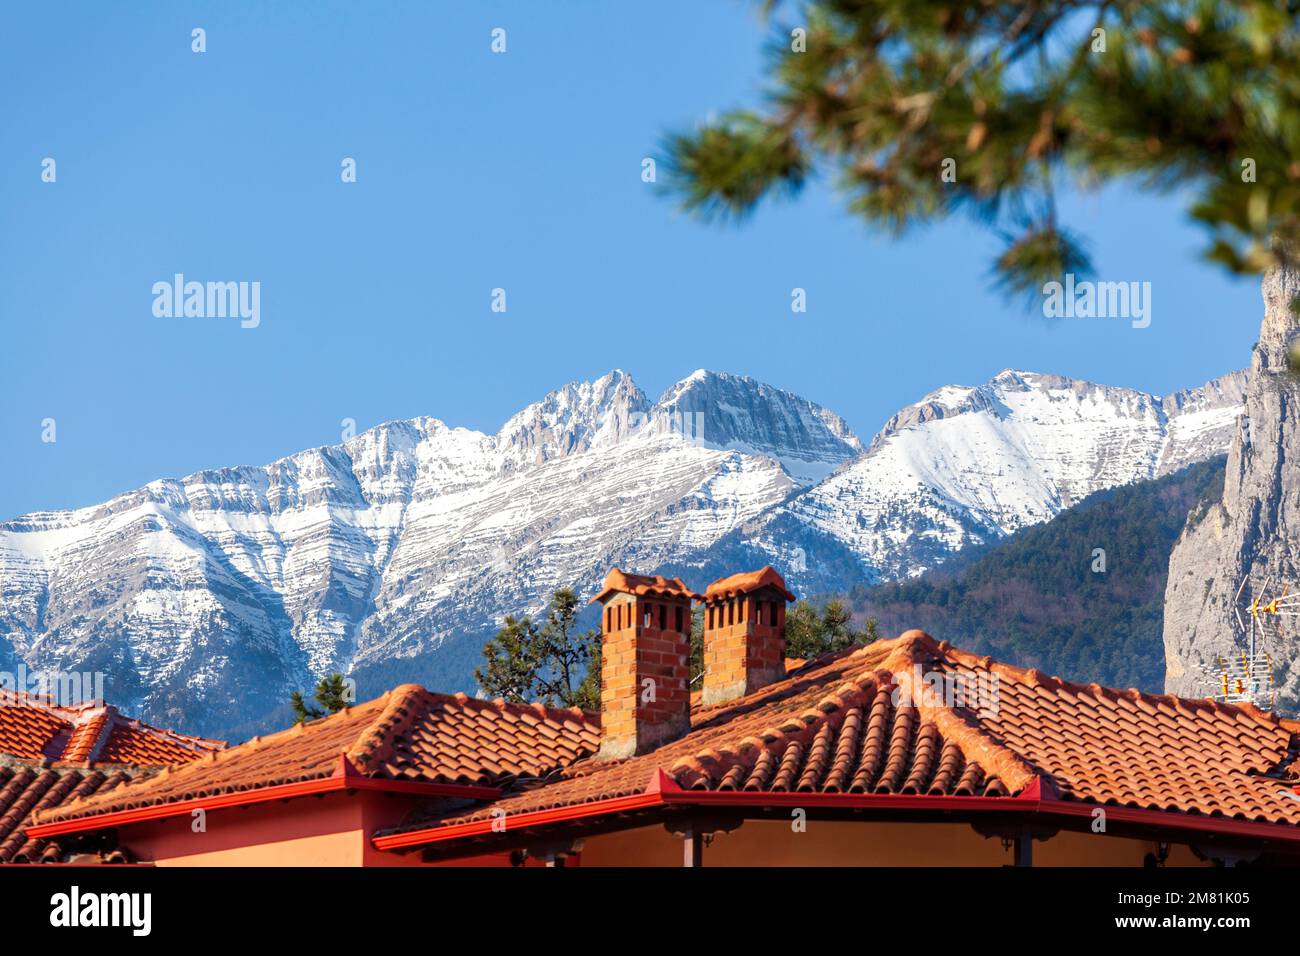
[119,791,425,867]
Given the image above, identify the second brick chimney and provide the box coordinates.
[701,566,795,706]
[589,569,699,761]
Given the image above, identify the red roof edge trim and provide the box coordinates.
[1019,776,1047,801]
[374,790,670,852]
[338,752,363,778]
[372,786,1300,855]
[1037,798,1300,845]
[645,768,682,794]
[371,787,1039,853]
[26,774,501,840]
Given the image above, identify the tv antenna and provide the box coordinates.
[1204,573,1296,708]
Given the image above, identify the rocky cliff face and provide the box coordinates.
[1163,265,1300,709]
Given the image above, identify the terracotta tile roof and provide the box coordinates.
[0,692,219,863]
[704,566,796,602]
[589,568,699,605]
[0,692,223,767]
[96,721,223,765]
[0,757,142,863]
[379,631,1300,841]
[940,646,1300,822]
[62,713,110,764]
[366,690,600,783]
[0,700,68,761]
[37,686,600,826]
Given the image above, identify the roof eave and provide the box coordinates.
[26,773,501,840]
[372,785,1300,857]
[371,777,1038,853]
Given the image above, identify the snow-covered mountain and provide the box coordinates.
[724,368,1249,588]
[0,367,1243,738]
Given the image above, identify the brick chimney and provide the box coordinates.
[589,569,699,761]
[701,566,795,706]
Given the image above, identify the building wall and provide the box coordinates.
[360,793,468,867]
[117,792,425,867]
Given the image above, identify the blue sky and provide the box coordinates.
[0,1,1264,520]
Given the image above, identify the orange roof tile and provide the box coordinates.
[0,694,222,863]
[589,568,699,605]
[0,700,68,761]
[61,713,110,764]
[377,631,1300,846]
[704,566,796,602]
[939,641,1300,821]
[37,687,600,827]
[0,692,222,767]
[97,721,222,765]
[0,758,142,863]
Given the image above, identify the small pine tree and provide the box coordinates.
[784,600,828,659]
[476,588,601,710]
[315,674,353,712]
[290,673,354,725]
[474,615,542,704]
[689,603,706,685]
[786,599,880,658]
[821,599,855,651]
[289,690,320,724]
[536,588,600,711]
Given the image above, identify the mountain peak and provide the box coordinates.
[988,368,1064,393]
[495,371,650,468]
[991,368,1038,383]
[653,369,861,483]
[870,366,1247,460]
[655,368,748,402]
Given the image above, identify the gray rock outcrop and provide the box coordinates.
[1163,264,1300,709]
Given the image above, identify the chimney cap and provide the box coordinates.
[704,566,796,602]
[589,568,700,605]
